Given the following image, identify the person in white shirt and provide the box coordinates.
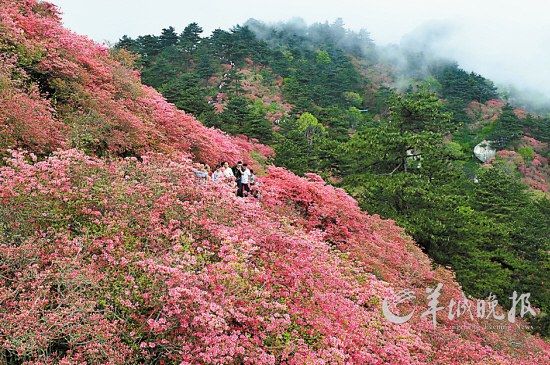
[222,161,234,179]
[211,164,224,183]
[240,163,251,196]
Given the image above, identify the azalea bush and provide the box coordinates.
[2,150,549,364]
[0,1,549,364]
[0,0,268,168]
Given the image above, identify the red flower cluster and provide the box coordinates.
[2,150,548,364]
[0,1,548,363]
[497,137,549,192]
[0,0,268,168]
[466,99,505,122]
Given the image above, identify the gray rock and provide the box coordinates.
[474,140,496,162]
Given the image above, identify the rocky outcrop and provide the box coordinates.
[474,140,497,162]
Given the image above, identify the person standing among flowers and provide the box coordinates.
[211,164,224,183]
[233,161,244,196]
[192,164,209,184]
[240,163,252,197]
[223,161,234,179]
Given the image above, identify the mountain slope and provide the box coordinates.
[116,18,550,337]
[0,1,549,364]
[0,1,270,167]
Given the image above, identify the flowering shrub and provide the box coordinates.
[2,150,548,364]
[466,99,504,122]
[497,139,549,192]
[486,99,506,109]
[0,55,67,154]
[523,136,548,153]
[259,167,427,284]
[0,1,548,364]
[0,0,268,167]
[238,65,293,123]
[514,108,528,119]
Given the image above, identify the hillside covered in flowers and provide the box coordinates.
[119,16,550,339]
[1,1,549,364]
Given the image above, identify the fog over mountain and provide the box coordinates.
[51,0,550,105]
[400,18,550,111]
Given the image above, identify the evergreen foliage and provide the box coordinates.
[116,19,549,337]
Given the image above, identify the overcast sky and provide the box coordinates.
[49,0,550,98]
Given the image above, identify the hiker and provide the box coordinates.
[249,169,256,185]
[211,164,224,183]
[240,163,252,197]
[222,161,234,179]
[233,161,244,197]
[192,164,209,183]
[249,168,257,196]
[249,169,262,199]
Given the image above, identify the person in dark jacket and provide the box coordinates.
[233,161,244,197]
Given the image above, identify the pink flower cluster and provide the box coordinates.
[2,150,548,364]
[466,99,505,122]
[523,136,548,152]
[0,54,67,154]
[497,142,549,192]
[513,108,528,119]
[0,0,268,168]
[0,1,548,364]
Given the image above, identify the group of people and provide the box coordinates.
[193,161,259,198]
